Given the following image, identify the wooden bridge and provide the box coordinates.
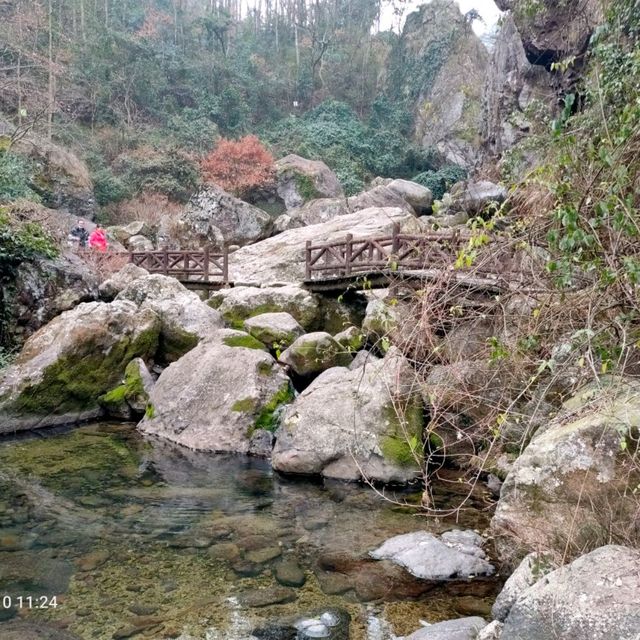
[128,247,230,290]
[127,225,523,292]
[303,224,518,293]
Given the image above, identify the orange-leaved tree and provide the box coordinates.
[200,135,275,198]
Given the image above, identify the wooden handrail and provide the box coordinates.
[129,248,229,283]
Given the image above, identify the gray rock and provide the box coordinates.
[387,179,433,214]
[139,331,292,454]
[492,553,554,622]
[275,154,343,209]
[333,326,364,352]
[450,180,507,215]
[0,300,160,433]
[348,350,379,371]
[370,529,494,580]
[274,559,306,587]
[127,234,154,251]
[501,545,640,640]
[238,586,297,608]
[0,621,82,640]
[272,348,423,483]
[229,207,423,284]
[99,263,149,301]
[361,297,401,344]
[116,274,223,362]
[279,332,353,377]
[401,617,487,640]
[244,312,305,349]
[477,621,504,640]
[177,185,273,247]
[209,285,319,330]
[491,378,640,563]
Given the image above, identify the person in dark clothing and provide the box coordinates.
[69,220,89,247]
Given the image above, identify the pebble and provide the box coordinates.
[76,550,110,571]
[238,586,297,608]
[246,546,282,564]
[274,559,306,587]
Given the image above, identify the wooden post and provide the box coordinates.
[128,251,133,263]
[203,248,210,283]
[184,251,190,281]
[305,241,312,280]
[344,234,353,276]
[222,246,229,283]
[392,223,400,255]
[163,248,169,275]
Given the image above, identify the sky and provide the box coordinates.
[379,0,503,36]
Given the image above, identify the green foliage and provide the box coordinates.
[264,100,439,195]
[412,165,467,200]
[0,151,41,203]
[251,382,295,434]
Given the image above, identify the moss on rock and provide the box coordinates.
[249,382,295,437]
[222,333,267,350]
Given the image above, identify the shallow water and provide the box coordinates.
[0,423,498,639]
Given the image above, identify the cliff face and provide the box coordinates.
[494,0,604,67]
[389,0,489,168]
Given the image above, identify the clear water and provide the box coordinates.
[0,423,498,639]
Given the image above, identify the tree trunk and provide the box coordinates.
[47,0,54,140]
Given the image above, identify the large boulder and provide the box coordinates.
[279,332,353,377]
[139,330,293,454]
[116,274,223,362]
[6,251,99,347]
[176,185,273,247]
[275,154,343,209]
[243,312,305,350]
[370,529,495,581]
[209,285,320,330]
[98,263,149,301]
[491,378,640,564]
[272,348,424,483]
[387,179,433,215]
[449,180,507,215]
[500,545,640,640]
[229,206,422,284]
[400,617,487,640]
[0,301,160,433]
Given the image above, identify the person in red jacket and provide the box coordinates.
[88,227,108,252]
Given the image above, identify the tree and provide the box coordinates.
[200,135,275,197]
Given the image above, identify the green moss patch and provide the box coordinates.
[99,359,149,412]
[249,382,295,437]
[380,400,424,468]
[294,173,321,201]
[231,397,257,413]
[222,333,267,350]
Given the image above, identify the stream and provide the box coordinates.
[0,423,499,639]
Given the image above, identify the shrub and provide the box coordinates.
[106,191,183,228]
[201,135,275,198]
[412,165,467,200]
[0,151,42,203]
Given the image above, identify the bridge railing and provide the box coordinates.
[129,247,229,283]
[304,223,518,281]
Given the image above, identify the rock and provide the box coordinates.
[275,154,343,209]
[501,545,640,640]
[246,546,282,564]
[387,179,433,214]
[229,207,423,284]
[272,347,424,483]
[139,331,293,454]
[317,293,367,335]
[476,621,504,640]
[209,285,320,330]
[0,621,82,640]
[491,378,640,563]
[400,617,487,640]
[348,350,379,370]
[76,549,110,571]
[482,14,554,165]
[127,234,154,252]
[436,318,495,363]
[116,274,223,362]
[274,559,306,587]
[177,185,273,247]
[99,263,149,301]
[397,2,489,167]
[0,300,160,433]
[107,220,151,245]
[7,251,99,346]
[333,326,364,352]
[450,181,507,215]
[244,313,305,349]
[99,357,155,419]
[249,429,276,457]
[494,0,603,67]
[492,553,554,622]
[279,332,353,377]
[424,212,469,229]
[238,586,297,608]
[361,296,402,345]
[370,529,494,580]
[208,543,240,561]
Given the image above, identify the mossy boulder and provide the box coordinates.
[139,331,292,455]
[0,301,160,433]
[334,326,365,353]
[278,332,353,377]
[99,357,155,419]
[243,312,305,350]
[275,154,343,209]
[116,273,223,362]
[492,377,640,566]
[272,347,424,483]
[208,285,319,330]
